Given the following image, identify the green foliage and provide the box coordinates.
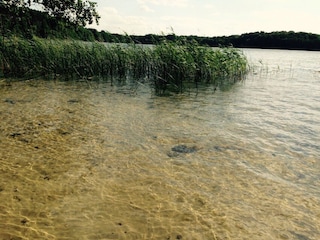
[0,37,248,94]
[0,4,97,40]
[1,0,100,27]
[34,0,100,26]
[151,39,248,93]
[186,31,320,51]
[130,31,320,51]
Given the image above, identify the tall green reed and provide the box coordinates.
[150,39,248,93]
[0,36,248,94]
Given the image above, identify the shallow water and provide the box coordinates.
[1,49,320,240]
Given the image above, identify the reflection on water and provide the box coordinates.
[1,49,320,240]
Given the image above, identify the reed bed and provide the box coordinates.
[0,36,248,94]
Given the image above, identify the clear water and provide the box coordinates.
[0,49,320,240]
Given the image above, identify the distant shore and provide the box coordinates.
[1,4,320,51]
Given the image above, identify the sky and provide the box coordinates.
[90,0,320,37]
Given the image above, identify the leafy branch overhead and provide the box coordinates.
[1,0,100,26]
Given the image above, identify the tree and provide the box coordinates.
[1,0,100,26]
[1,1,32,38]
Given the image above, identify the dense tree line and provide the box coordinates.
[130,32,320,51]
[1,2,320,50]
[197,31,320,50]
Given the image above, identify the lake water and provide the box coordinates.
[0,48,320,240]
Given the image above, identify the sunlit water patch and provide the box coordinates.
[0,48,320,240]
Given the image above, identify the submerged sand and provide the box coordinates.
[0,80,319,240]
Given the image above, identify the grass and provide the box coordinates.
[0,36,248,94]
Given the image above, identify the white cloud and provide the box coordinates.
[204,4,214,9]
[140,5,155,12]
[92,6,159,34]
[137,0,189,7]
[251,9,319,33]
[103,7,119,15]
[91,0,320,36]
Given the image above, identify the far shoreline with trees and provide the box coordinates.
[1,2,320,51]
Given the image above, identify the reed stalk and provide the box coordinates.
[0,36,248,94]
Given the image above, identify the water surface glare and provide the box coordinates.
[1,49,320,239]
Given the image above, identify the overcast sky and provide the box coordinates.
[90,0,320,37]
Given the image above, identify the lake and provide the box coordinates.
[0,48,320,240]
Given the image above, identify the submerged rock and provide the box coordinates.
[9,132,22,137]
[171,145,197,154]
[4,98,15,104]
[67,99,80,103]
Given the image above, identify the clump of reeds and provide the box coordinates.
[151,39,248,93]
[0,36,248,94]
